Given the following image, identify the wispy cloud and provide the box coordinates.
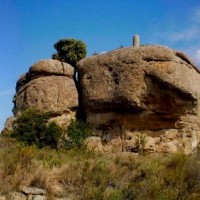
[170,27,200,42]
[192,7,200,22]
[0,89,15,97]
[168,11,200,42]
[153,7,200,66]
[157,7,200,43]
[194,49,200,64]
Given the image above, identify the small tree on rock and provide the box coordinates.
[52,38,87,120]
[52,38,87,67]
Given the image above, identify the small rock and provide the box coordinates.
[20,186,46,195]
[159,141,178,153]
[144,136,157,153]
[8,192,26,200]
[163,129,178,141]
[27,195,47,200]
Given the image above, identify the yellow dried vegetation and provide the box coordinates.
[1,137,200,200]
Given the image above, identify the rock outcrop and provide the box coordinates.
[2,45,200,154]
[12,59,78,128]
[78,45,200,154]
[1,116,16,135]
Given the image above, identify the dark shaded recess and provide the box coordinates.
[88,73,197,131]
[175,51,200,74]
[113,72,120,85]
[16,72,70,92]
[108,67,113,72]
[86,97,144,114]
[86,75,92,80]
[128,73,198,130]
[126,112,179,131]
[175,51,193,66]
[28,72,69,78]
[12,95,17,115]
[143,73,196,114]
[143,57,171,62]
[15,73,28,92]
[75,69,86,121]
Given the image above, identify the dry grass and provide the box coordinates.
[1,137,200,200]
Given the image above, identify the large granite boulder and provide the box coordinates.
[12,59,78,128]
[78,45,200,154]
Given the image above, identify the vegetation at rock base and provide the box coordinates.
[52,38,87,67]
[10,109,63,149]
[66,119,93,148]
[10,109,93,150]
[1,136,200,199]
[2,109,200,199]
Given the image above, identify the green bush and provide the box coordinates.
[52,38,87,67]
[66,120,93,148]
[12,109,63,149]
[39,121,63,149]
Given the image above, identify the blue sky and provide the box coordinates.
[1,0,200,129]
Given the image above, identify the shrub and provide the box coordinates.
[66,120,93,148]
[52,38,87,67]
[11,109,63,149]
[39,121,63,149]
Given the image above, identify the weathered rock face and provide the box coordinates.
[1,116,16,135]
[13,59,78,128]
[78,45,200,154]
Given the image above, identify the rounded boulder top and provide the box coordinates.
[29,59,74,78]
[78,45,200,116]
[79,45,199,73]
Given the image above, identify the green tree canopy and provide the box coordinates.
[52,38,87,66]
